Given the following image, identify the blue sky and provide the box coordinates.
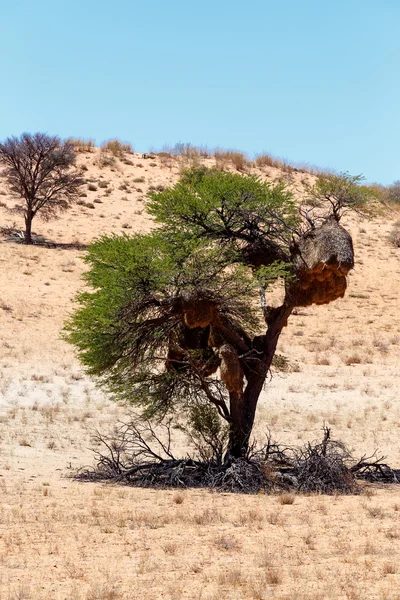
[1,0,399,184]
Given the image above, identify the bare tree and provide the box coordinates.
[0,132,84,244]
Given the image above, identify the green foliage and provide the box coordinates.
[65,168,298,426]
[64,169,302,427]
[64,229,259,412]
[66,166,368,458]
[255,261,293,288]
[308,172,377,217]
[147,167,298,249]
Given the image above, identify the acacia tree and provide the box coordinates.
[65,168,370,460]
[0,132,84,244]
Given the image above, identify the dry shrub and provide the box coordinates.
[344,353,363,365]
[193,508,223,525]
[214,534,241,551]
[294,430,356,494]
[389,223,400,247]
[265,568,283,585]
[67,138,95,152]
[74,420,397,494]
[173,492,185,504]
[255,153,294,173]
[169,143,211,159]
[214,149,248,171]
[101,139,133,157]
[383,563,397,575]
[278,493,295,505]
[97,153,117,169]
[315,354,331,365]
[217,566,243,586]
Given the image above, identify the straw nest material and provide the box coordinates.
[219,344,244,393]
[181,291,216,329]
[287,217,354,307]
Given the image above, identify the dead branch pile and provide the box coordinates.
[73,422,399,494]
[0,224,25,241]
[291,430,355,493]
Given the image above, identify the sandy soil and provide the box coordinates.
[0,149,399,599]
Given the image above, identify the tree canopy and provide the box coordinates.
[65,167,369,459]
[0,132,84,243]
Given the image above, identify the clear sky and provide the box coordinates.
[1,0,399,184]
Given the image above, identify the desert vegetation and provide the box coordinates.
[0,139,399,599]
[65,166,382,487]
[0,133,85,244]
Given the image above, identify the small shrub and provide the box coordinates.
[255,153,284,169]
[218,567,243,586]
[389,224,400,247]
[265,569,282,585]
[278,493,295,505]
[173,492,185,504]
[315,354,331,365]
[88,183,97,191]
[68,138,95,152]
[214,534,241,551]
[383,563,397,575]
[255,153,295,173]
[384,181,400,204]
[101,139,133,156]
[344,353,363,365]
[98,154,116,168]
[214,149,248,171]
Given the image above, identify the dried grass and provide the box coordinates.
[101,139,134,156]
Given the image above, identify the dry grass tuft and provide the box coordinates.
[278,493,296,505]
[101,139,134,157]
[389,223,400,247]
[173,492,185,504]
[214,534,241,551]
[265,568,283,585]
[214,149,248,171]
[67,138,95,152]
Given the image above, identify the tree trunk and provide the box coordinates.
[227,374,265,459]
[227,303,293,459]
[24,210,33,244]
[227,389,247,459]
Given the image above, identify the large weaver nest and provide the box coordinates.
[287,217,354,307]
